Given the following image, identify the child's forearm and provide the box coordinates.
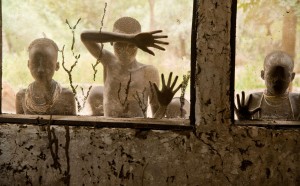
[153,105,167,119]
[81,31,134,43]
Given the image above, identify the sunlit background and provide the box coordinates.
[235,0,300,94]
[2,0,193,114]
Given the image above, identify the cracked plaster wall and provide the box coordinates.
[0,0,299,185]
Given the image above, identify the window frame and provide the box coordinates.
[231,0,300,128]
[0,0,197,131]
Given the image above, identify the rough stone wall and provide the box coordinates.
[0,0,299,185]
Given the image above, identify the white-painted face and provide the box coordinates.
[113,42,138,64]
[28,45,58,83]
[112,28,139,64]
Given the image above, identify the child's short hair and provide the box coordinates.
[28,38,59,53]
[264,51,294,71]
[113,17,141,34]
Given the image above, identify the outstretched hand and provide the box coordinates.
[150,72,182,107]
[234,91,261,120]
[133,30,168,56]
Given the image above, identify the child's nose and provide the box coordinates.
[37,61,45,73]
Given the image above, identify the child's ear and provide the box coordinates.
[291,72,296,81]
[56,62,60,71]
[261,70,265,80]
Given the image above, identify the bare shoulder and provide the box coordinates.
[101,50,118,66]
[248,92,263,109]
[289,92,300,103]
[16,89,26,114]
[143,64,159,76]
[143,64,159,83]
[16,89,26,99]
[61,88,75,98]
[289,92,300,98]
[143,64,158,72]
[250,92,263,101]
[60,88,75,104]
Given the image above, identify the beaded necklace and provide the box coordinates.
[25,81,62,114]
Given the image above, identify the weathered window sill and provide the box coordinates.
[0,114,193,131]
[234,120,300,129]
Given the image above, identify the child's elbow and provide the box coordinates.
[80,32,87,42]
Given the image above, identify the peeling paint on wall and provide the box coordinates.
[0,124,299,185]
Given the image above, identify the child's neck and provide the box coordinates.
[120,59,141,70]
[33,79,55,92]
[264,89,288,97]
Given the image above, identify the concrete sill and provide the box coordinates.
[0,114,193,131]
[234,120,300,129]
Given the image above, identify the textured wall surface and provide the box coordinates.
[1,0,300,185]
[1,125,299,186]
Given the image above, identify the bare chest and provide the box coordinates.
[105,66,149,93]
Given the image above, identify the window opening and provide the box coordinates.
[234,0,300,126]
[0,0,196,129]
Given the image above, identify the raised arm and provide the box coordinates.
[81,30,168,57]
[81,31,116,62]
[81,31,133,44]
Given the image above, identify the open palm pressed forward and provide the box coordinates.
[234,91,261,120]
[150,72,182,118]
[133,30,169,56]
